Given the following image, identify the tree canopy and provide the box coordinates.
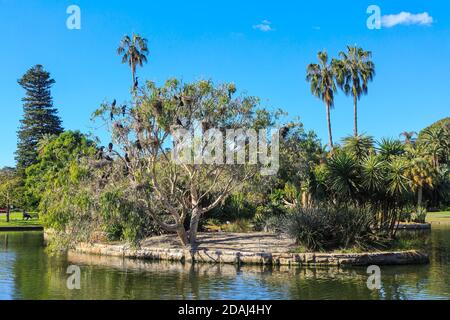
[16,65,63,171]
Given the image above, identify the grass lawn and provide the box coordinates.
[427,211,450,224]
[0,211,42,227]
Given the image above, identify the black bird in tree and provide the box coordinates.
[97,146,105,160]
[121,105,126,117]
[152,99,163,118]
[134,77,139,90]
[110,100,116,121]
[125,153,131,163]
[135,140,142,151]
[280,126,290,140]
[176,118,183,127]
[108,142,113,153]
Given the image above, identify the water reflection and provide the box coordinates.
[0,227,449,300]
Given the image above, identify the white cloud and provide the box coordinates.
[253,20,274,32]
[381,12,433,28]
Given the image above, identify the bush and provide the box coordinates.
[411,206,427,223]
[277,207,377,251]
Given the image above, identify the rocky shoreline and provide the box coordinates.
[70,232,429,267]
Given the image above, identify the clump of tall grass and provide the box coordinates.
[272,206,382,251]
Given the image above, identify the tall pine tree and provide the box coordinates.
[16,65,63,170]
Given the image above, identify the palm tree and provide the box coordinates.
[420,126,449,169]
[405,145,435,208]
[306,51,339,150]
[117,34,149,84]
[399,131,417,146]
[336,46,375,137]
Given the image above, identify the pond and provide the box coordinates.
[1,226,449,300]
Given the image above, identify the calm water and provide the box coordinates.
[0,226,449,300]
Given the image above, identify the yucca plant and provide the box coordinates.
[377,138,405,161]
[326,151,360,203]
[342,134,375,161]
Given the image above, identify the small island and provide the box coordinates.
[0,4,449,300]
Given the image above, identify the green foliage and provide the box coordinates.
[16,65,63,170]
[342,135,375,160]
[0,168,24,217]
[335,46,375,136]
[117,33,149,82]
[278,207,377,251]
[377,138,405,161]
[25,131,96,210]
[306,51,340,149]
[411,207,428,223]
[98,187,162,242]
[326,151,360,201]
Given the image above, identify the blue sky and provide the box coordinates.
[0,0,449,167]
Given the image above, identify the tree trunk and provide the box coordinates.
[177,225,188,247]
[353,95,358,137]
[302,192,308,208]
[326,103,333,150]
[189,208,201,246]
[417,186,423,209]
[130,56,135,85]
[6,206,10,223]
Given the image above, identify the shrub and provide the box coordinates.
[279,207,377,251]
[411,206,427,223]
[221,219,253,233]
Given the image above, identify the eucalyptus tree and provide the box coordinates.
[117,34,149,84]
[94,79,278,246]
[336,46,375,137]
[306,51,340,150]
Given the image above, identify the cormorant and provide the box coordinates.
[125,153,131,163]
[97,146,105,160]
[108,142,113,153]
[134,77,139,90]
[121,105,126,117]
[280,126,290,140]
[135,140,142,151]
[152,100,163,118]
[201,121,211,133]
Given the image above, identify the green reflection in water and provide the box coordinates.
[0,227,449,300]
